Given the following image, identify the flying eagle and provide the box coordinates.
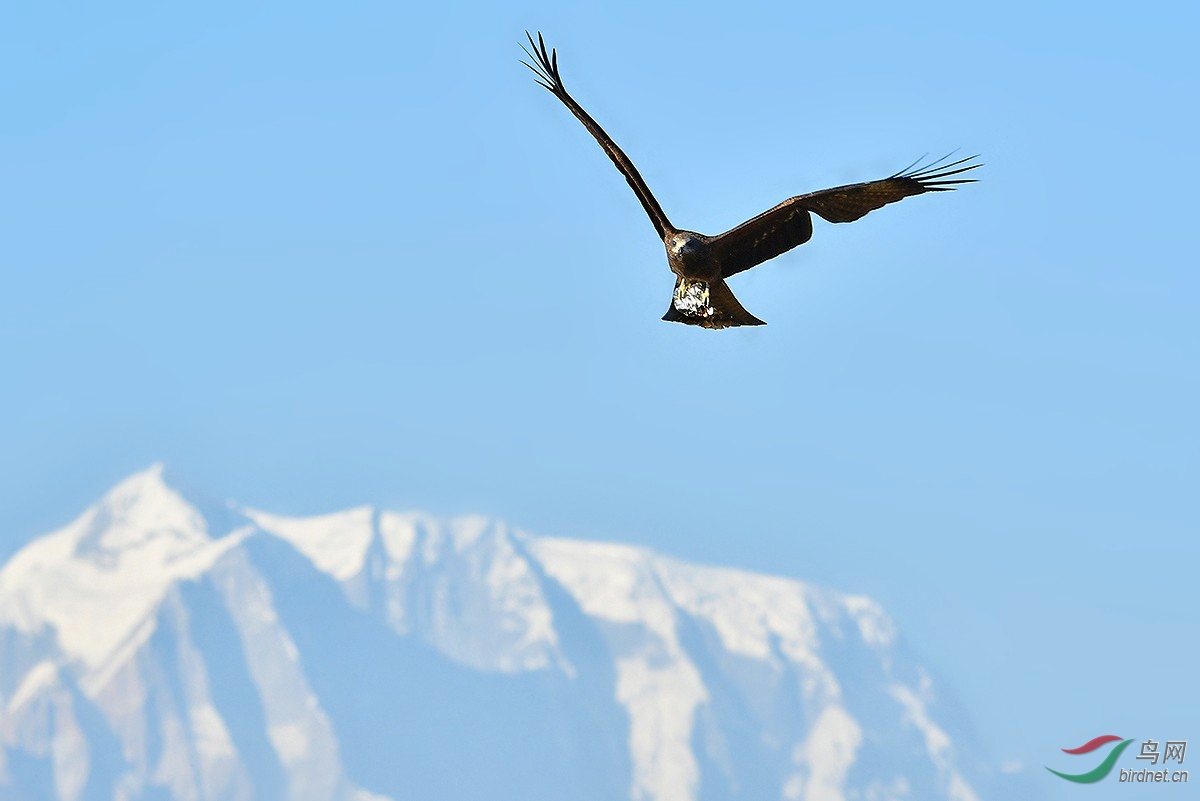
[521,32,979,329]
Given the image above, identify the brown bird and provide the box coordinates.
[521,32,980,329]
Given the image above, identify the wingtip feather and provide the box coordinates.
[521,30,563,92]
[894,153,983,190]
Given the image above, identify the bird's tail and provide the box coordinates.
[662,279,766,329]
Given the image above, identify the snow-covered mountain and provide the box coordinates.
[0,467,996,801]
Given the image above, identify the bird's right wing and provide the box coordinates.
[522,32,676,239]
[713,155,980,277]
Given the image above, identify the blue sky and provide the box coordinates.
[2,2,1197,795]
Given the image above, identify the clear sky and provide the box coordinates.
[2,2,1197,796]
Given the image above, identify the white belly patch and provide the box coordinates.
[673,280,714,317]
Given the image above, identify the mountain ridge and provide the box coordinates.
[0,466,994,801]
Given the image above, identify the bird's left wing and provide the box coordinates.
[522,32,676,240]
[713,155,980,278]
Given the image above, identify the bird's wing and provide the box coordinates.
[713,155,980,278]
[522,32,675,239]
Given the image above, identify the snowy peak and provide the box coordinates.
[526,538,935,801]
[72,464,210,558]
[250,509,565,674]
[247,504,375,581]
[393,515,561,673]
[0,465,248,674]
[530,536,895,670]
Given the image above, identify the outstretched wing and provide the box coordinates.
[522,32,676,240]
[713,155,980,278]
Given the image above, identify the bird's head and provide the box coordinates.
[669,233,703,259]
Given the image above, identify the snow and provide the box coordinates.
[247,510,564,674]
[0,467,990,801]
[843,595,897,650]
[616,656,707,801]
[6,660,58,714]
[210,550,346,801]
[890,681,981,801]
[890,683,952,764]
[377,512,422,576]
[534,539,889,679]
[530,538,676,637]
[0,466,249,682]
[528,539,925,801]
[51,698,89,801]
[190,703,238,782]
[268,721,311,765]
[529,539,711,801]
[350,791,395,801]
[417,518,562,673]
[787,705,863,801]
[654,557,823,664]
[451,515,491,551]
[247,505,374,581]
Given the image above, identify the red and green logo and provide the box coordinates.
[1046,735,1135,783]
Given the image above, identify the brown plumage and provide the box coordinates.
[521,32,979,329]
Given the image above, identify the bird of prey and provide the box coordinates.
[521,32,979,329]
